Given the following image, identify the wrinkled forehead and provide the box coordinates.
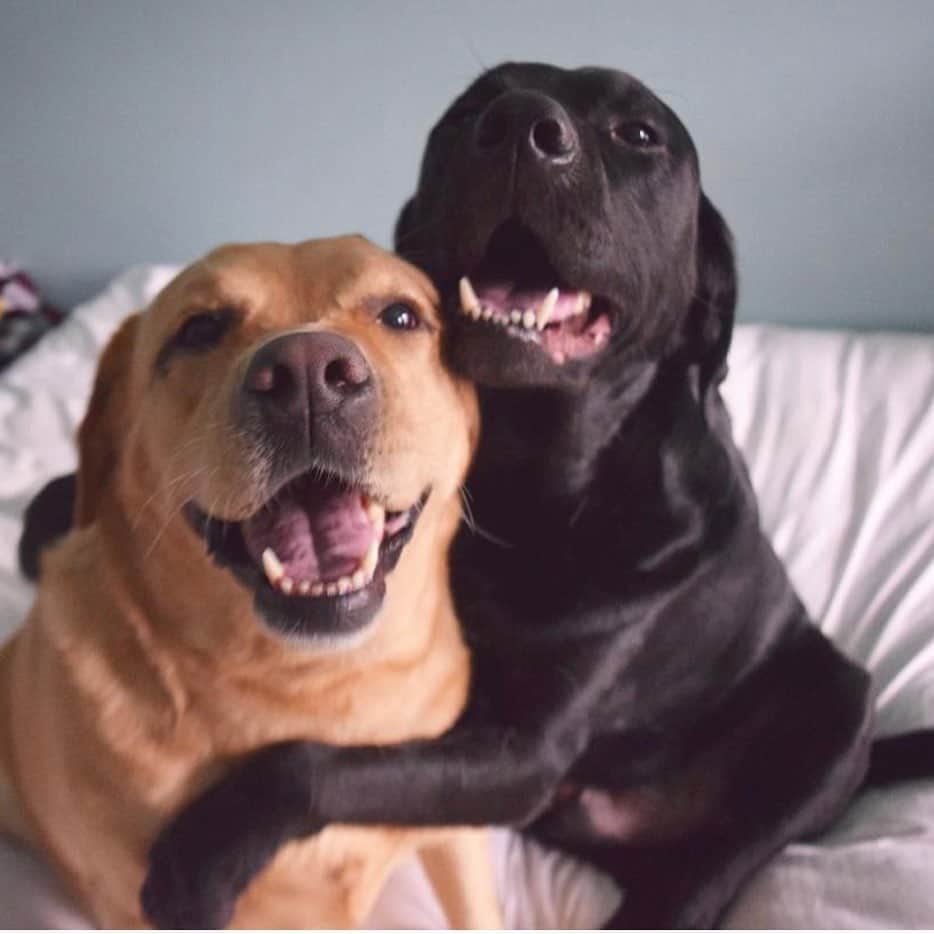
[143,237,440,335]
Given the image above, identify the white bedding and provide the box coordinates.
[0,268,932,928]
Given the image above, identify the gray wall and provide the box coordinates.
[2,0,933,331]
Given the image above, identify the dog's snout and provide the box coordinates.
[474,90,578,165]
[243,331,374,422]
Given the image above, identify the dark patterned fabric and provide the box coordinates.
[0,263,64,371]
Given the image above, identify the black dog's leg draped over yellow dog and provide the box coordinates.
[20,64,934,928]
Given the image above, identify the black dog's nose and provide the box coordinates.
[243,331,374,422]
[475,90,578,164]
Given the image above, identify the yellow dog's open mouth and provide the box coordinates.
[185,470,428,640]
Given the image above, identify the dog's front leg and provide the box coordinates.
[140,719,582,929]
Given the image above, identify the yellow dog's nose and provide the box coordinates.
[243,330,374,421]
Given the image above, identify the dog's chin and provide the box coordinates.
[184,471,428,649]
[444,309,612,390]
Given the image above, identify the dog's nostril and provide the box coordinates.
[531,117,573,158]
[324,356,369,393]
[247,363,294,400]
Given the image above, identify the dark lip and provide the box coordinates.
[183,470,430,641]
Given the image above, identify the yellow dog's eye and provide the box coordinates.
[156,308,237,375]
[174,310,235,350]
[379,303,421,331]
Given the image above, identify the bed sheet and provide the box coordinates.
[0,268,932,928]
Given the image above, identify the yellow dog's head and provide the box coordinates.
[76,236,476,646]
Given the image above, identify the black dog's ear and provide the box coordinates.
[688,193,738,393]
[393,197,417,255]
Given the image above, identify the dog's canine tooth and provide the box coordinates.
[459,277,480,316]
[578,290,593,314]
[537,288,559,330]
[366,499,386,527]
[522,309,536,330]
[261,547,285,586]
[360,536,380,580]
[280,576,294,596]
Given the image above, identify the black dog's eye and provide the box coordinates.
[610,122,662,148]
[379,303,421,331]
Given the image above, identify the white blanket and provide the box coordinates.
[1,268,932,927]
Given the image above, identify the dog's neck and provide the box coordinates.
[471,362,657,502]
[465,357,747,558]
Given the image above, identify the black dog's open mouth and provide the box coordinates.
[456,220,613,365]
[185,470,427,640]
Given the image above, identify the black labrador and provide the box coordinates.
[21,63,934,928]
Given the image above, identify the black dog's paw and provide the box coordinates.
[140,743,324,928]
[140,788,277,929]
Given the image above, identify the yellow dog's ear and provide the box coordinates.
[75,313,140,526]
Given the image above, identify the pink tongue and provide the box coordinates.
[242,483,375,584]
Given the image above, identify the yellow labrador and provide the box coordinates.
[0,237,501,928]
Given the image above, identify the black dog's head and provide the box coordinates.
[395,62,736,394]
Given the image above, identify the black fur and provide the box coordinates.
[16,63,934,928]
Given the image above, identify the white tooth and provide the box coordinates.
[537,288,559,330]
[495,312,509,325]
[578,291,593,314]
[351,569,366,589]
[280,576,294,595]
[361,537,380,580]
[481,307,493,320]
[325,582,340,596]
[522,309,536,329]
[510,309,522,324]
[337,576,352,595]
[459,277,480,316]
[311,582,325,597]
[261,548,285,585]
[298,580,310,595]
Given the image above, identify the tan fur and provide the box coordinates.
[0,237,501,928]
